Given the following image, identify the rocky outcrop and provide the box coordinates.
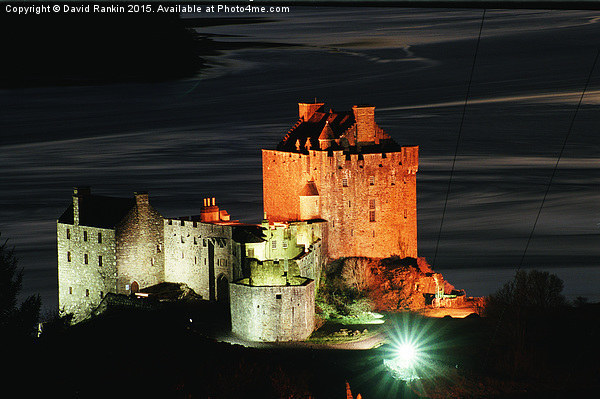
[323,256,465,312]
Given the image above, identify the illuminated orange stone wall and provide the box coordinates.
[262,146,418,259]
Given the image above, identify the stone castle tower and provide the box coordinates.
[262,102,418,259]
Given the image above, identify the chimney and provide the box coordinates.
[200,197,220,222]
[72,186,91,226]
[298,102,324,122]
[352,105,376,143]
[135,192,149,207]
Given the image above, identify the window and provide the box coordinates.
[151,257,155,266]
[404,209,408,219]
[276,294,282,300]
[342,178,348,187]
[157,244,162,253]
[84,254,88,264]
[98,255,103,267]
[194,256,197,264]
[369,199,376,209]
[282,241,288,249]
[100,291,104,299]
[67,251,71,262]
[83,230,88,241]
[272,240,277,250]
[98,232,102,243]
[194,237,197,245]
[369,176,375,185]
[181,235,185,244]
[85,289,89,297]
[348,200,351,208]
[369,210,376,222]
[248,248,255,258]
[69,287,73,295]
[66,229,70,239]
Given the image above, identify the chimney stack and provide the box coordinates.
[352,105,376,143]
[200,197,220,222]
[72,186,91,226]
[134,192,149,207]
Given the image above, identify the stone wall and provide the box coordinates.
[262,147,418,259]
[230,279,315,342]
[164,218,241,301]
[57,222,117,322]
[115,194,165,294]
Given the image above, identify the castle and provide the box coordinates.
[57,102,421,341]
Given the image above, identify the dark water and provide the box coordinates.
[1,7,599,312]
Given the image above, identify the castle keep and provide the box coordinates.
[57,102,427,339]
[263,103,418,259]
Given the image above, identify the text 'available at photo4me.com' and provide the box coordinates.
[4,2,292,16]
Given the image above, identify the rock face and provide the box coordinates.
[325,256,464,312]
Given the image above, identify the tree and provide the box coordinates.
[485,269,567,375]
[0,232,41,340]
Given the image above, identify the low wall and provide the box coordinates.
[230,279,315,342]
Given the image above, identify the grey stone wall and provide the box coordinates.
[115,196,165,294]
[57,222,117,322]
[230,279,315,342]
[164,219,241,300]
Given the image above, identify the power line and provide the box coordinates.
[432,9,486,267]
[515,48,599,272]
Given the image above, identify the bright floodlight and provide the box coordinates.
[384,340,422,381]
[396,343,417,364]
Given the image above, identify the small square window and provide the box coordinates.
[276,294,282,300]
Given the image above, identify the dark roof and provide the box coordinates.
[276,104,400,153]
[58,195,135,229]
[277,106,355,152]
[232,225,266,243]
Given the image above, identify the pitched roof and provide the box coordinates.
[276,103,399,153]
[299,181,319,196]
[58,195,135,229]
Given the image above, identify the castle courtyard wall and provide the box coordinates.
[230,279,315,342]
[164,219,242,300]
